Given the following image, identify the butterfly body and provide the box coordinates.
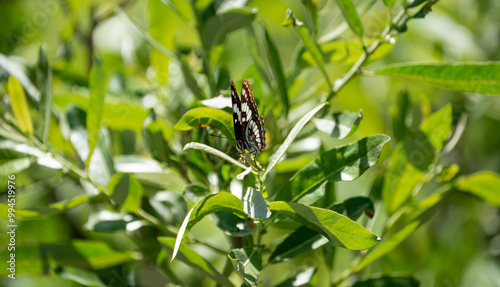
[230,79,266,157]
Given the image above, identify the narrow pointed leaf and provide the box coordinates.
[268,202,380,250]
[7,76,33,135]
[275,134,390,202]
[159,237,234,287]
[35,44,52,143]
[86,56,107,168]
[202,8,256,50]
[174,107,234,140]
[371,62,500,95]
[270,196,374,262]
[172,193,247,260]
[0,53,40,101]
[335,0,364,36]
[228,247,262,286]
[264,103,327,178]
[264,26,289,116]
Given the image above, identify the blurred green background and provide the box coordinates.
[1,0,500,286]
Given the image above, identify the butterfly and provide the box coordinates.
[230,79,266,158]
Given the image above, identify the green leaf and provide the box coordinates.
[150,191,188,226]
[202,8,256,50]
[382,0,397,8]
[457,172,500,207]
[85,209,132,233]
[352,275,419,287]
[53,93,148,131]
[382,144,424,214]
[35,44,52,143]
[0,53,40,101]
[0,158,31,176]
[303,38,395,65]
[419,103,452,150]
[276,267,316,287]
[149,0,176,84]
[264,102,327,178]
[0,240,138,276]
[264,26,289,116]
[54,266,106,287]
[0,194,90,220]
[312,110,362,139]
[228,247,262,286]
[391,90,410,142]
[86,56,107,168]
[371,62,500,95]
[159,237,234,287]
[275,134,390,202]
[209,211,255,237]
[243,187,271,219]
[269,196,374,263]
[108,173,143,212]
[143,110,175,164]
[7,75,33,135]
[268,202,380,250]
[174,107,234,140]
[283,10,332,92]
[172,192,247,260]
[180,57,205,99]
[335,0,364,36]
[356,189,450,272]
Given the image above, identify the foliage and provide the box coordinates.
[1,0,500,286]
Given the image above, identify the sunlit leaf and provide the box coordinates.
[269,196,374,262]
[228,247,262,286]
[0,158,31,176]
[335,0,364,36]
[275,134,390,202]
[172,192,247,260]
[457,172,500,207]
[312,110,362,139]
[276,267,316,287]
[269,202,380,250]
[243,187,271,219]
[0,53,40,101]
[159,237,234,287]
[372,62,500,95]
[264,103,327,178]
[174,107,234,140]
[382,144,424,214]
[86,56,107,168]
[7,75,33,135]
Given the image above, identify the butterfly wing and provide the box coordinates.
[240,79,266,154]
[230,81,243,149]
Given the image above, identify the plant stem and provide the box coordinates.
[327,7,408,102]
